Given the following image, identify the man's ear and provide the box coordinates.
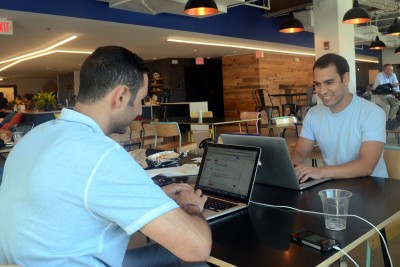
[112,85,129,109]
[343,72,350,85]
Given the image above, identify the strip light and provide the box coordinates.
[0,49,92,72]
[0,35,78,65]
[167,37,379,63]
[167,38,315,56]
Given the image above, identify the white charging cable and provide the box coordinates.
[249,201,393,267]
[332,245,359,267]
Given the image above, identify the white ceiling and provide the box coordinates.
[0,1,392,82]
[0,8,318,81]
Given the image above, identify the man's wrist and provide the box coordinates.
[181,203,203,216]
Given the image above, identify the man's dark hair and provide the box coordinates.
[313,53,350,82]
[78,46,149,105]
[383,64,393,69]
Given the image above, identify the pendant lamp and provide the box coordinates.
[184,0,218,16]
[343,0,371,24]
[387,18,400,36]
[395,46,400,54]
[279,12,304,33]
[369,36,386,50]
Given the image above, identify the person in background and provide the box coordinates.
[0,92,8,111]
[372,64,400,121]
[0,46,211,267]
[14,95,22,105]
[23,94,34,110]
[291,53,387,183]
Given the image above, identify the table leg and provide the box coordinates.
[379,228,391,267]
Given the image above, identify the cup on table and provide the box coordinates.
[12,132,24,144]
[318,189,352,231]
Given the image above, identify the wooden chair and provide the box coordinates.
[238,111,261,134]
[151,122,197,154]
[189,111,214,142]
[129,120,163,148]
[272,116,297,138]
[365,145,400,267]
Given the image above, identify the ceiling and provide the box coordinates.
[0,0,399,81]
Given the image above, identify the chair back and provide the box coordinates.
[151,122,183,149]
[306,87,316,107]
[239,112,260,134]
[129,120,144,139]
[384,146,400,179]
[190,111,213,118]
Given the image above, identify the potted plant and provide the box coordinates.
[33,91,57,111]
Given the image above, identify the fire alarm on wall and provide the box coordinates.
[324,41,329,50]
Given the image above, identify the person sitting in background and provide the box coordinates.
[291,53,387,183]
[0,46,211,266]
[372,64,400,121]
[23,94,34,110]
[0,92,8,111]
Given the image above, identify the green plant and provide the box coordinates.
[33,91,57,111]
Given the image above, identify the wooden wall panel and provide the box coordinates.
[222,53,315,118]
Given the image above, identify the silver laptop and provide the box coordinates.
[219,134,330,190]
[195,143,261,220]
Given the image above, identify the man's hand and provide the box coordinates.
[176,189,207,213]
[161,183,194,201]
[294,163,325,183]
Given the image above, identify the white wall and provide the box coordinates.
[0,78,57,98]
[382,48,400,65]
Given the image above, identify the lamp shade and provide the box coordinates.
[279,12,304,33]
[184,0,218,16]
[369,36,386,50]
[395,46,400,54]
[343,0,371,24]
[387,18,400,36]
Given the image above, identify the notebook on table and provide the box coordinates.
[219,134,330,190]
[195,143,261,220]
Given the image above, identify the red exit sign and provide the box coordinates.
[0,19,13,35]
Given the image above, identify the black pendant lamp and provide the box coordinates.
[279,12,304,33]
[343,0,371,24]
[369,36,386,50]
[184,0,218,16]
[387,18,400,36]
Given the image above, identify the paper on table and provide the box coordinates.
[146,165,199,178]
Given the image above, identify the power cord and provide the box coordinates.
[332,245,359,267]
[249,201,393,267]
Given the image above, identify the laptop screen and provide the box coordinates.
[195,143,260,202]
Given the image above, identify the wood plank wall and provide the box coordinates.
[222,53,315,118]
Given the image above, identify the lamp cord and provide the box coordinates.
[249,201,393,267]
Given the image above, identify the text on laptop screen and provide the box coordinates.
[197,145,258,201]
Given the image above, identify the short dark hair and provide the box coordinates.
[313,53,349,82]
[383,64,393,69]
[78,46,149,105]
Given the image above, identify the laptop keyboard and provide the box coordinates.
[205,197,237,212]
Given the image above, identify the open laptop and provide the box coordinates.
[219,134,330,190]
[195,143,261,220]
